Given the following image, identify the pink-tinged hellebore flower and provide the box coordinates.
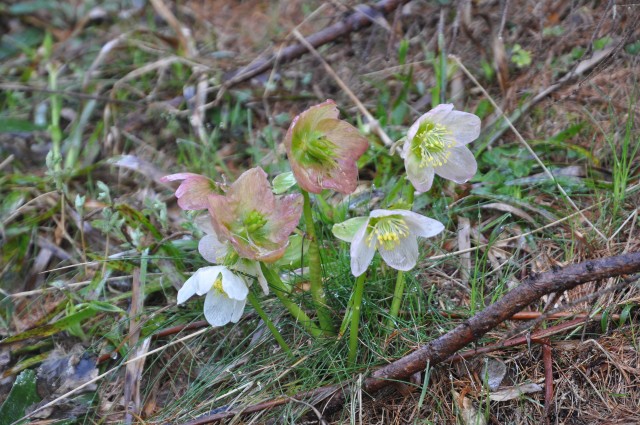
[196,215,269,295]
[178,266,248,327]
[160,173,221,210]
[401,104,481,193]
[284,99,369,194]
[333,209,444,277]
[208,167,303,262]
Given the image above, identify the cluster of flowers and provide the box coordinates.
[163,101,480,327]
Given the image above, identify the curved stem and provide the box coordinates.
[247,291,291,356]
[260,263,323,338]
[302,190,336,335]
[348,272,367,365]
[386,271,405,330]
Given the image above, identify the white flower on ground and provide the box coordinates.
[333,209,444,277]
[178,266,249,327]
[401,104,481,193]
[196,215,269,295]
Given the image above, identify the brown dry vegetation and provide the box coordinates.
[1,0,640,424]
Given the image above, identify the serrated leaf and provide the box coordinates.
[332,217,367,242]
[272,172,297,194]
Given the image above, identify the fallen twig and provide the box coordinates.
[220,0,410,87]
[185,252,640,423]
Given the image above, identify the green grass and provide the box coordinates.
[1,1,639,424]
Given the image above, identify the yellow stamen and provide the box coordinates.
[412,121,454,168]
[366,216,410,250]
[212,275,227,297]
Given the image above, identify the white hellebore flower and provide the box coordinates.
[196,215,269,295]
[333,209,444,277]
[401,104,481,193]
[178,266,248,327]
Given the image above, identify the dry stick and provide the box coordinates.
[174,252,640,424]
[219,0,410,89]
[364,253,640,391]
[542,339,553,420]
[450,54,608,240]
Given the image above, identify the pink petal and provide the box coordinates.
[175,175,216,210]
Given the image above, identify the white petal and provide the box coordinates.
[350,220,375,277]
[194,214,216,235]
[235,260,269,295]
[378,236,419,271]
[194,266,225,295]
[398,211,445,238]
[203,290,246,326]
[437,111,481,146]
[198,234,228,263]
[434,145,477,183]
[220,268,249,300]
[406,104,454,142]
[254,263,269,295]
[405,153,435,193]
[177,273,199,304]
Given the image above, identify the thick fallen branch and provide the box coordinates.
[185,252,640,424]
[365,252,640,391]
[221,0,410,86]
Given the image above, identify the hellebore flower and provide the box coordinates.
[196,215,269,295]
[160,173,222,210]
[177,266,249,327]
[208,167,303,262]
[401,104,481,193]
[284,99,369,194]
[333,209,444,277]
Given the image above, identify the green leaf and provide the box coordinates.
[0,117,44,133]
[274,234,310,270]
[272,172,297,194]
[332,217,368,242]
[0,369,41,424]
[0,306,97,347]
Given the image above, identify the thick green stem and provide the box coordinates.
[386,271,405,330]
[260,263,323,338]
[247,291,291,356]
[348,272,367,365]
[302,190,336,335]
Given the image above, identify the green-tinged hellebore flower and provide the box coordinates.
[196,215,269,295]
[160,173,222,210]
[333,209,444,276]
[208,167,303,262]
[284,99,369,194]
[401,104,481,193]
[178,266,248,327]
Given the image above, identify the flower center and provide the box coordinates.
[411,121,454,168]
[212,275,227,297]
[297,130,338,169]
[244,210,267,233]
[366,215,410,250]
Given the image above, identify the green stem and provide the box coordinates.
[348,272,367,365]
[247,291,291,356]
[386,182,414,330]
[301,190,336,335]
[386,270,405,330]
[260,263,323,338]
